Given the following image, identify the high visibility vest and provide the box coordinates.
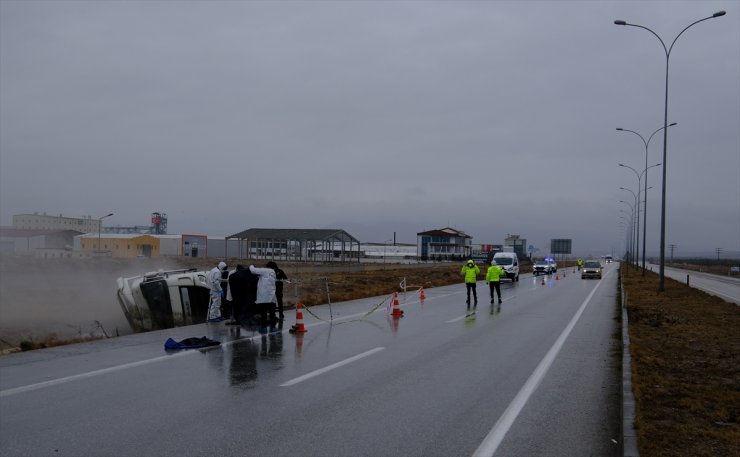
[486,265,504,282]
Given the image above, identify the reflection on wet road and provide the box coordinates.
[0,265,621,457]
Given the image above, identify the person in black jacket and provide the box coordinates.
[227,265,260,328]
[266,261,288,321]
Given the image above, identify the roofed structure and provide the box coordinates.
[0,228,83,254]
[225,228,360,263]
[416,227,472,260]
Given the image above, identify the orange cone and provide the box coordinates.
[289,303,308,333]
[555,274,560,281]
[419,287,426,301]
[390,292,404,316]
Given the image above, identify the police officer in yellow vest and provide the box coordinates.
[461,259,480,306]
[577,258,584,271]
[486,261,505,304]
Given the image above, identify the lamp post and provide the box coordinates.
[619,162,662,270]
[619,202,635,266]
[619,188,638,267]
[619,211,634,265]
[618,218,631,262]
[617,122,677,274]
[618,220,628,259]
[615,10,726,291]
[97,213,113,255]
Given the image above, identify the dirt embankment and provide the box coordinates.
[0,255,199,348]
[621,266,739,456]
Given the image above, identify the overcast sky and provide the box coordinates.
[1,1,738,257]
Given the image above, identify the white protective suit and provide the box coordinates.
[207,262,227,321]
[249,265,277,304]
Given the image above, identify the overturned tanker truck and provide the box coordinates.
[117,268,211,332]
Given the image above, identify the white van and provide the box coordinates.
[493,252,520,282]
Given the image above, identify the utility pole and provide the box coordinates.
[669,244,677,263]
[715,247,723,260]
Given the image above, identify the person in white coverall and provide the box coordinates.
[207,261,228,322]
[249,264,277,332]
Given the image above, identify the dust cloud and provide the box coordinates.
[0,255,210,348]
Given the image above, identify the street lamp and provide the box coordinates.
[619,212,634,265]
[617,123,676,274]
[619,202,635,265]
[615,10,726,291]
[619,188,638,266]
[98,213,114,255]
[618,217,631,260]
[618,162,661,267]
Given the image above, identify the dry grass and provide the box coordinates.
[18,335,105,352]
[289,265,462,306]
[621,267,740,457]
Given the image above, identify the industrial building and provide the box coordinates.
[12,213,102,233]
[225,228,361,263]
[416,227,472,261]
[5,212,518,263]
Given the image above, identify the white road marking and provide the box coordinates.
[280,347,385,387]
[0,350,195,398]
[447,314,471,323]
[0,333,271,398]
[471,270,609,457]
[0,292,447,397]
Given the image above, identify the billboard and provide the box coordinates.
[550,239,572,255]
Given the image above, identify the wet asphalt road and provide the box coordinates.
[0,264,621,457]
[645,263,740,304]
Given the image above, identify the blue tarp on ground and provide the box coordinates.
[164,336,221,351]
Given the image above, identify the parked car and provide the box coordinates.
[493,252,519,281]
[581,260,603,279]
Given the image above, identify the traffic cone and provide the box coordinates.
[390,292,404,316]
[419,287,426,301]
[289,303,308,333]
[555,274,560,280]
[541,276,546,286]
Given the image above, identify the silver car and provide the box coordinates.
[581,260,603,279]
